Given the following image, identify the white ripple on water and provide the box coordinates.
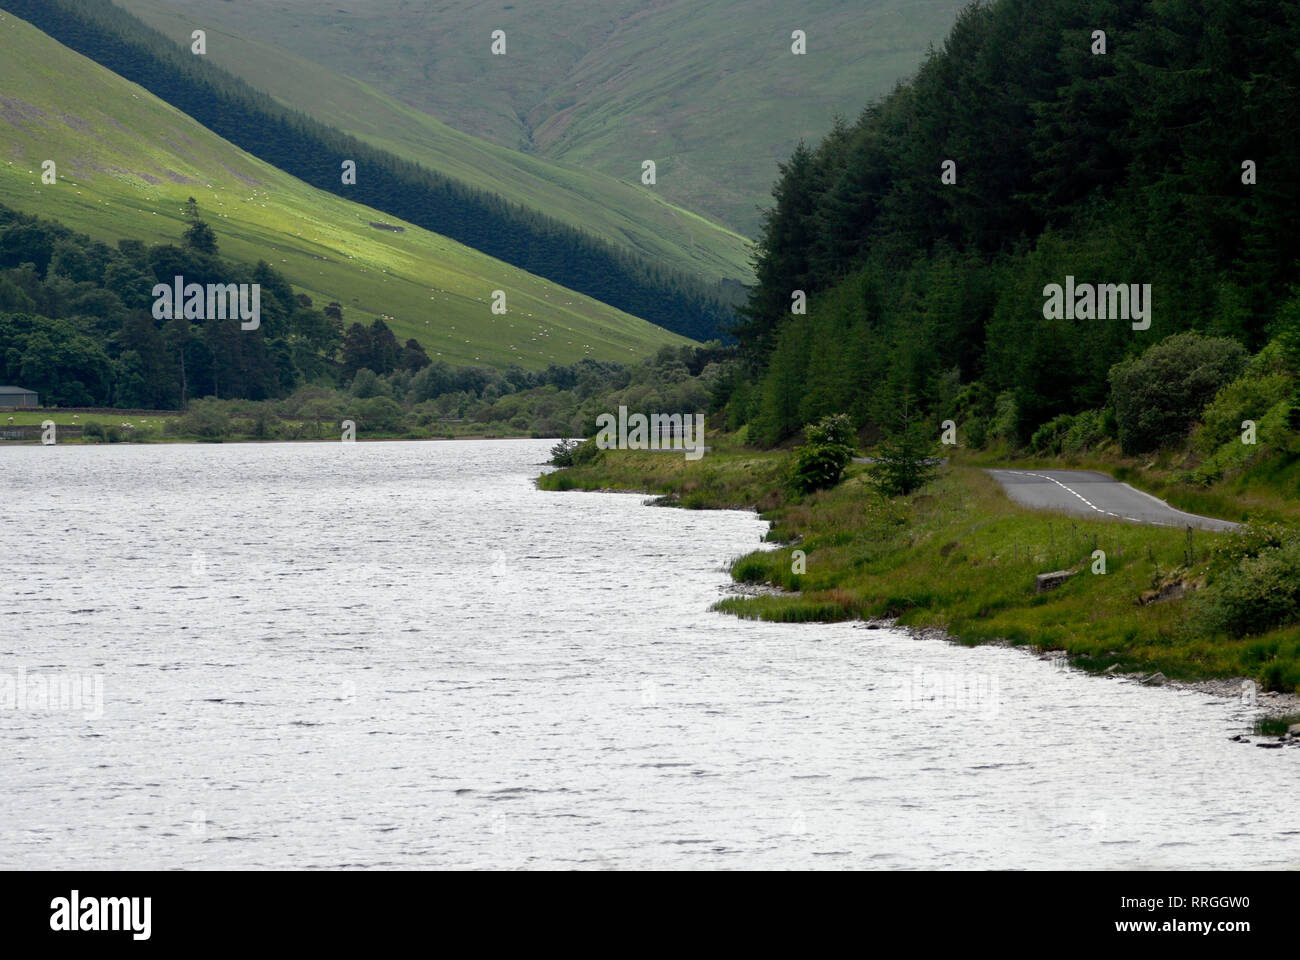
[1,439,1297,869]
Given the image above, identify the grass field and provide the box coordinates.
[118,0,964,235]
[539,445,1300,693]
[0,10,692,370]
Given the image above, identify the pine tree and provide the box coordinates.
[869,395,940,497]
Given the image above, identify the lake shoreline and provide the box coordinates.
[888,619,1300,729]
[538,445,1300,734]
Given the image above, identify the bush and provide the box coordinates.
[1030,413,1074,454]
[349,368,385,399]
[1031,407,1109,455]
[1067,409,1106,452]
[181,399,232,440]
[790,442,853,494]
[804,413,855,448]
[1205,522,1297,567]
[249,404,278,440]
[550,438,602,467]
[1190,524,1300,638]
[991,390,1018,441]
[789,414,855,494]
[1192,538,1300,637]
[1195,368,1292,453]
[1108,332,1248,454]
[571,438,603,466]
[348,396,405,433]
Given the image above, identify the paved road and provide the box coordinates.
[985,469,1240,532]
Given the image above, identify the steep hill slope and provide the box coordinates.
[116,0,965,235]
[115,0,754,287]
[4,0,734,341]
[0,9,691,370]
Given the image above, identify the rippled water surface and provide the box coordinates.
[2,440,1297,869]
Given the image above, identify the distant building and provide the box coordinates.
[0,386,38,408]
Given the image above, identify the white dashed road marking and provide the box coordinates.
[1005,470,1125,520]
[997,470,1236,530]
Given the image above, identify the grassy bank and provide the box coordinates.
[539,446,1300,693]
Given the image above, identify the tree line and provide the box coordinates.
[0,197,736,439]
[0,203,340,407]
[722,0,1300,451]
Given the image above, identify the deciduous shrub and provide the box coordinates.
[790,414,855,494]
[790,443,853,494]
[1195,345,1292,453]
[348,396,405,433]
[1193,539,1300,637]
[1031,408,1110,455]
[804,413,856,449]
[1190,524,1300,638]
[1108,332,1247,454]
[1030,414,1074,454]
[180,399,232,440]
[991,391,1018,442]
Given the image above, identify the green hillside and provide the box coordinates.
[115,0,754,287]
[116,0,965,235]
[0,10,691,369]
